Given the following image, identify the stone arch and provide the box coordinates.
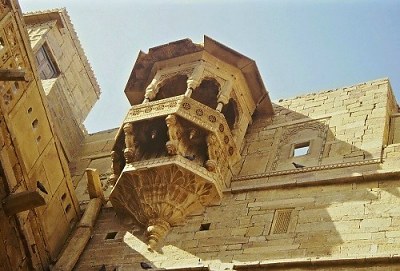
[154,74,188,101]
[222,98,239,130]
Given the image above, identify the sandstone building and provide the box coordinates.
[1,1,400,271]
[0,2,98,270]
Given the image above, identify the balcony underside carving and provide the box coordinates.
[109,162,221,250]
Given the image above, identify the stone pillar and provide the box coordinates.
[143,76,160,103]
[205,134,218,172]
[165,114,185,156]
[185,62,205,97]
[216,79,233,112]
[109,151,122,185]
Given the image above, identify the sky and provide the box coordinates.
[20,0,400,133]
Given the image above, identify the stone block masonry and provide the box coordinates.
[73,78,400,270]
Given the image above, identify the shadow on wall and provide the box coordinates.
[74,101,400,270]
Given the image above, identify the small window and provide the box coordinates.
[105,232,118,240]
[35,44,59,80]
[199,223,211,231]
[293,142,310,157]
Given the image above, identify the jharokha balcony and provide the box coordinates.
[109,95,240,249]
[107,36,273,250]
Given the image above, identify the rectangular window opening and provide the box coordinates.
[199,223,211,231]
[293,142,310,157]
[105,231,118,240]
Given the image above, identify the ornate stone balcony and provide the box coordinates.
[109,95,240,249]
[108,36,273,250]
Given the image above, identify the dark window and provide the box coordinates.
[199,223,211,231]
[105,232,118,240]
[36,45,59,80]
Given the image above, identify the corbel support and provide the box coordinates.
[0,69,28,81]
[2,191,45,215]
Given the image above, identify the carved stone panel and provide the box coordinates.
[271,119,329,171]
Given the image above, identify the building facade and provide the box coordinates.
[23,8,100,164]
[72,38,400,271]
[1,1,400,270]
[0,2,98,271]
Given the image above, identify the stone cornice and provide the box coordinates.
[233,254,400,270]
[233,159,381,182]
[229,167,400,193]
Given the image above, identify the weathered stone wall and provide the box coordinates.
[0,4,81,270]
[74,79,400,270]
[75,178,400,270]
[70,128,118,203]
[236,78,391,176]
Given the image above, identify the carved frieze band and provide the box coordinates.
[123,155,223,191]
[124,95,240,166]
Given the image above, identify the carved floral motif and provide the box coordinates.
[109,164,220,249]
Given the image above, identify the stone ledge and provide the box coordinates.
[233,254,400,270]
[229,168,400,193]
[233,159,381,182]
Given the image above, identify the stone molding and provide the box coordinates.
[234,158,381,182]
[230,166,400,194]
[234,254,400,270]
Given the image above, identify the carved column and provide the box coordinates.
[123,123,135,163]
[165,114,185,156]
[205,134,218,172]
[109,151,122,185]
[185,62,205,97]
[216,79,233,112]
[143,75,160,103]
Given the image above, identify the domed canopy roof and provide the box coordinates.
[124,36,273,116]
